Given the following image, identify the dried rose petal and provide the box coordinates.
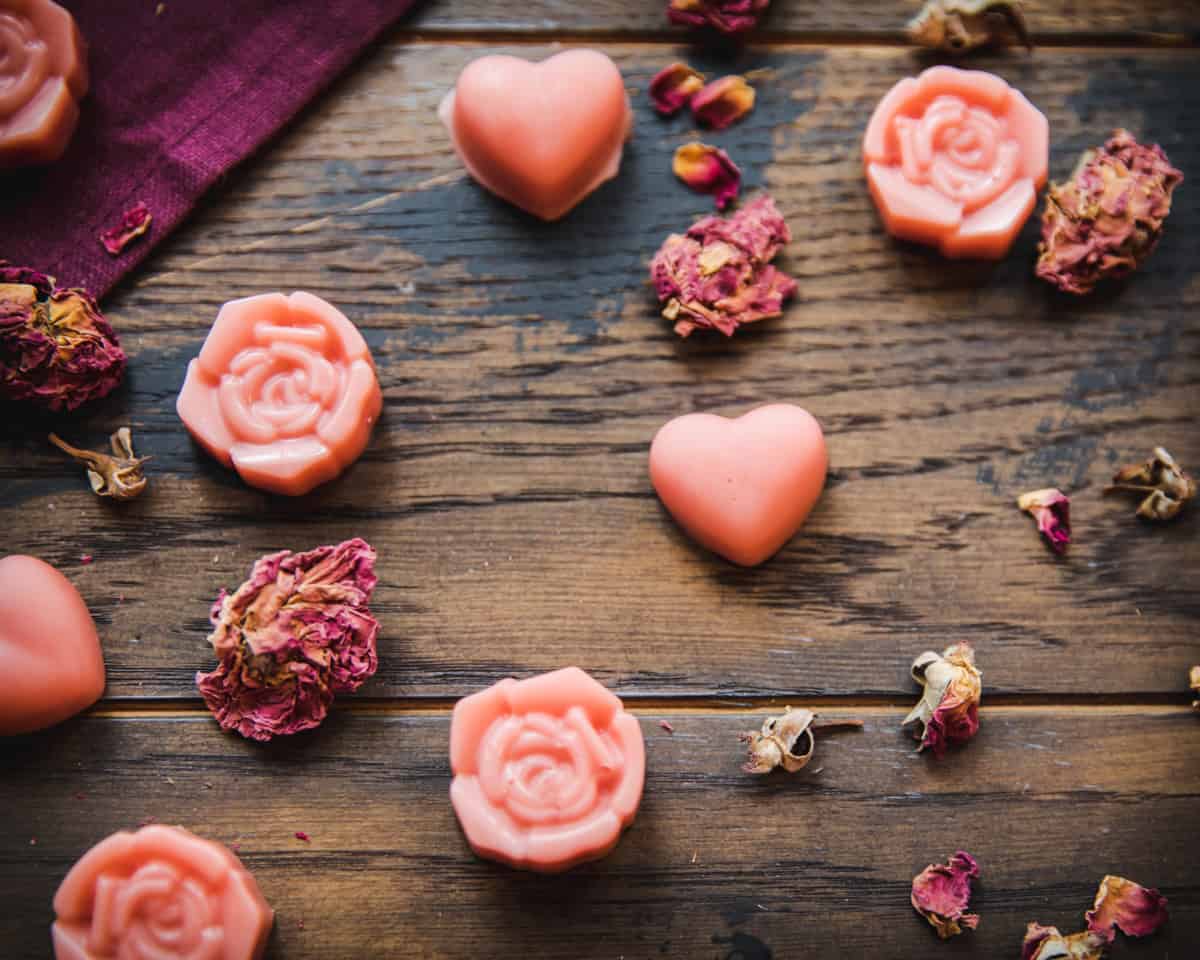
[673,142,742,209]
[1105,446,1194,521]
[907,0,1031,54]
[911,851,979,939]
[903,642,981,757]
[650,194,796,337]
[0,263,126,411]
[1036,130,1182,295]
[1085,875,1169,942]
[740,708,862,774]
[667,0,770,33]
[691,75,755,130]
[1021,922,1107,960]
[294,831,311,843]
[196,538,380,741]
[1017,487,1071,554]
[49,428,150,500]
[649,63,705,116]
[99,201,153,256]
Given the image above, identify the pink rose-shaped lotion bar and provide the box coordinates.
[177,292,382,496]
[52,825,274,960]
[450,667,646,872]
[863,66,1048,259]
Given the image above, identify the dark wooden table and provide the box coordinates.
[3,2,1199,957]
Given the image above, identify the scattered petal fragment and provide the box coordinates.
[1085,875,1169,942]
[1104,446,1194,520]
[903,642,981,758]
[740,707,862,774]
[691,75,755,130]
[673,142,742,210]
[195,538,380,741]
[650,63,705,116]
[50,428,150,500]
[1191,665,1200,711]
[294,831,311,843]
[667,0,770,34]
[1036,130,1183,295]
[1021,922,1107,960]
[907,0,1030,53]
[911,851,980,939]
[99,201,153,256]
[650,194,797,337]
[1017,487,1071,554]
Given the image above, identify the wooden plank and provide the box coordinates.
[405,0,1200,43]
[2,44,1196,699]
[1,709,1196,958]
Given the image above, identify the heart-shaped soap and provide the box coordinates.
[0,555,105,734]
[439,50,632,221]
[649,404,828,566]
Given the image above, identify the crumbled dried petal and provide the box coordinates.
[49,428,150,500]
[903,642,981,757]
[1017,487,1071,554]
[691,75,755,130]
[667,0,770,34]
[0,263,126,411]
[196,538,380,741]
[294,831,311,843]
[80,554,93,565]
[740,707,862,774]
[1021,923,1107,960]
[1085,875,1169,941]
[649,63,705,116]
[1191,665,1200,711]
[907,0,1030,53]
[99,201,153,256]
[1036,130,1183,295]
[911,851,980,939]
[1105,446,1194,521]
[649,194,797,337]
[659,719,675,733]
[673,142,742,210]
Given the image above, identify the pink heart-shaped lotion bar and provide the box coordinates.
[0,555,105,734]
[649,404,828,566]
[439,50,632,221]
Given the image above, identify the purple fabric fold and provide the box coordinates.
[0,0,418,299]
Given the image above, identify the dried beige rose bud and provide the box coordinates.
[1105,446,1195,521]
[907,0,1030,54]
[739,708,862,774]
[49,428,150,500]
[903,642,981,757]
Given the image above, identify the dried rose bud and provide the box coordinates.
[903,642,981,757]
[98,201,153,256]
[691,75,755,130]
[1021,922,1107,960]
[1191,665,1200,711]
[739,707,862,774]
[1105,446,1194,521]
[673,142,742,210]
[907,0,1030,54]
[49,428,150,500]
[196,538,380,741]
[650,194,797,337]
[1085,875,1169,942]
[667,0,770,34]
[649,63,705,116]
[1017,487,1071,554]
[0,263,126,410]
[911,851,979,939]
[1036,130,1183,295]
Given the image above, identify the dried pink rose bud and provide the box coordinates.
[673,142,742,209]
[1021,922,1107,960]
[1085,875,1169,942]
[649,62,705,116]
[667,0,770,34]
[196,538,380,741]
[691,75,755,130]
[649,194,797,337]
[903,642,981,757]
[1017,487,1071,553]
[1036,130,1183,295]
[911,851,980,939]
[99,201,153,256]
[739,708,862,774]
[0,263,126,410]
[1105,446,1194,521]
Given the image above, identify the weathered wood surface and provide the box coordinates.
[1,710,1197,959]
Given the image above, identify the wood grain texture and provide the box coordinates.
[1,45,1195,699]
[1,710,1197,959]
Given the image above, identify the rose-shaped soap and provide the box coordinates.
[176,292,382,496]
[52,825,274,960]
[0,0,88,167]
[450,666,645,872]
[439,50,633,221]
[863,66,1048,259]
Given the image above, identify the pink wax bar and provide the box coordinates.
[0,555,104,735]
[52,825,274,960]
[450,666,645,872]
[176,291,383,496]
